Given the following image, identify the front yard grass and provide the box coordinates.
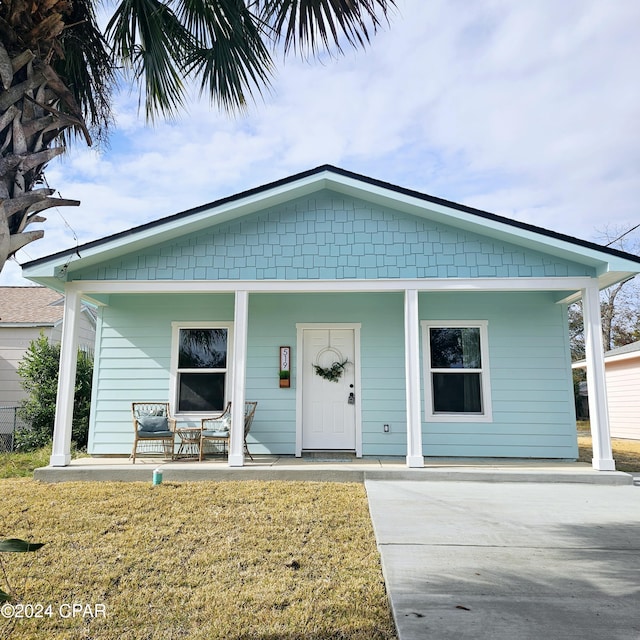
[0,479,396,640]
[577,422,640,473]
[0,447,51,479]
[2,424,636,638]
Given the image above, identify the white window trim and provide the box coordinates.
[170,321,234,418]
[421,320,493,423]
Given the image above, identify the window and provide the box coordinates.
[422,321,492,422]
[171,324,233,414]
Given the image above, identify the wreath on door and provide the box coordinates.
[313,358,349,383]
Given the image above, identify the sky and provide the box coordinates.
[2,0,639,286]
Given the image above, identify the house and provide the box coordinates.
[574,341,640,440]
[0,286,96,406]
[21,166,640,469]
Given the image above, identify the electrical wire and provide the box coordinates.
[605,223,640,247]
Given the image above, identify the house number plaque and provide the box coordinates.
[279,346,291,388]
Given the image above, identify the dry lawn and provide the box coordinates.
[0,479,396,640]
[0,448,51,479]
[576,423,640,472]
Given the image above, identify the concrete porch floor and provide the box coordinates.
[33,455,634,484]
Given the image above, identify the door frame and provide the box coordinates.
[295,323,362,457]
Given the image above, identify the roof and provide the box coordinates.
[0,286,64,325]
[573,340,640,369]
[604,340,640,361]
[21,165,640,291]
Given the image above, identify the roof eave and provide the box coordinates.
[20,165,640,286]
[23,171,334,283]
[573,349,640,369]
[0,322,57,328]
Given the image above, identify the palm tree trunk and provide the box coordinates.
[0,36,87,273]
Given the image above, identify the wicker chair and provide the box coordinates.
[199,403,231,461]
[243,402,257,461]
[199,401,257,461]
[131,402,176,463]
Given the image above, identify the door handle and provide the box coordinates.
[348,392,355,405]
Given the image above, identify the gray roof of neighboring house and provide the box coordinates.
[573,340,640,368]
[604,340,640,359]
[0,286,64,325]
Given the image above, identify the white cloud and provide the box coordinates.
[2,0,639,287]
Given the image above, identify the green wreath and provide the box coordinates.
[313,359,349,383]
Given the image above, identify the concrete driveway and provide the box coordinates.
[366,480,640,640]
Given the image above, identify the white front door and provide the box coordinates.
[301,327,357,451]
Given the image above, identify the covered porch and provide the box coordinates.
[48,276,615,470]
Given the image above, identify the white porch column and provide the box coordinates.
[229,290,248,467]
[50,287,81,466]
[404,289,424,468]
[582,283,615,470]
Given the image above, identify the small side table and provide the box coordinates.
[175,427,201,460]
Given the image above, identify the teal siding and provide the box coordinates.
[243,294,298,455]
[420,292,577,459]
[88,294,235,455]
[246,293,407,456]
[89,292,408,456]
[73,190,595,282]
[88,290,577,460]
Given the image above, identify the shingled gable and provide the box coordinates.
[22,165,640,292]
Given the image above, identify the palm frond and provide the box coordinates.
[54,0,116,146]
[106,0,193,120]
[176,0,273,110]
[258,0,396,56]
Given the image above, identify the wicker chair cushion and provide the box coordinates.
[137,430,174,438]
[137,416,169,432]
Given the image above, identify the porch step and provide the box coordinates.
[302,451,357,462]
[32,456,634,485]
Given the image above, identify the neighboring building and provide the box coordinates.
[0,287,96,406]
[22,166,640,469]
[575,341,640,440]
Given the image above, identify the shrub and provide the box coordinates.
[16,334,93,451]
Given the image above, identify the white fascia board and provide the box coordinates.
[21,262,64,281]
[558,272,638,305]
[65,276,593,297]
